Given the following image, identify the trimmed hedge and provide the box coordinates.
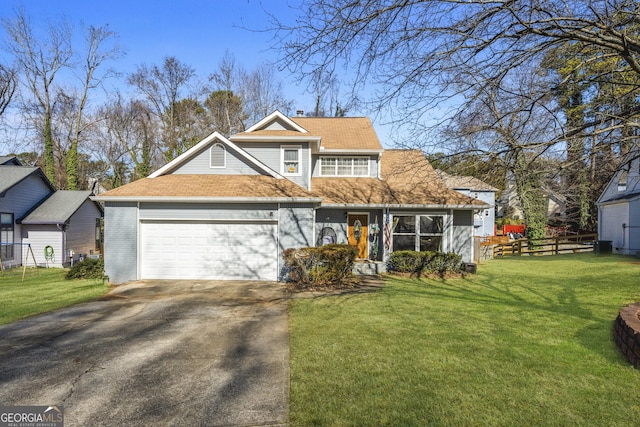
[283,244,357,288]
[388,250,463,277]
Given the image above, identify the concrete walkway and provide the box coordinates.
[0,280,289,426]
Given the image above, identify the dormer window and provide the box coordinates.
[282,146,301,175]
[210,143,226,168]
[618,171,628,192]
[320,157,369,176]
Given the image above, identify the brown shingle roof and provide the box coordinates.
[97,175,315,199]
[292,117,382,150]
[311,150,486,206]
[234,117,383,151]
[97,150,486,208]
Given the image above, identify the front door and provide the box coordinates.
[348,214,369,259]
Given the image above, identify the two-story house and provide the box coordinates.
[597,151,640,255]
[0,156,103,268]
[94,111,488,283]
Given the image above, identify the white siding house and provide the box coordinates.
[597,152,640,255]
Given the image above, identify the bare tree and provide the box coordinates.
[3,8,72,183]
[275,0,640,231]
[0,64,17,117]
[64,24,121,190]
[127,56,196,162]
[92,94,161,186]
[242,62,293,123]
[276,0,640,129]
[209,52,247,135]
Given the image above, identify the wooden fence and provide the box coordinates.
[489,233,598,257]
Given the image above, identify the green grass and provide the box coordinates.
[0,267,109,325]
[289,253,640,426]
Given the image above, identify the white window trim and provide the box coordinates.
[209,143,226,169]
[319,156,370,177]
[390,212,446,252]
[281,145,302,176]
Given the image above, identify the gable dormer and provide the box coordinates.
[231,111,318,190]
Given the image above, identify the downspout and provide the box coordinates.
[57,223,68,266]
[277,203,281,280]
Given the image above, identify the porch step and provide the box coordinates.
[353,261,386,275]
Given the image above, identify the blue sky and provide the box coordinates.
[0,0,398,144]
[0,0,287,70]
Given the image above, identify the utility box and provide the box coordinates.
[464,263,477,274]
[594,240,612,255]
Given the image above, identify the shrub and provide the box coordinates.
[65,257,105,280]
[283,244,357,289]
[389,250,423,273]
[388,250,463,277]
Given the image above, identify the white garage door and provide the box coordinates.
[140,221,278,281]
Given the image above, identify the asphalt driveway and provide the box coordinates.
[0,280,289,426]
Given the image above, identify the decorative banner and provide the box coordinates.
[384,209,391,251]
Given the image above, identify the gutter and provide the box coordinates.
[318,202,491,210]
[91,196,324,204]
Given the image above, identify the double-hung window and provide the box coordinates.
[320,157,369,176]
[282,146,301,175]
[1,213,14,260]
[392,214,444,252]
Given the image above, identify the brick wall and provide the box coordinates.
[614,303,640,368]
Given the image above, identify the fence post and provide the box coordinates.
[555,237,559,255]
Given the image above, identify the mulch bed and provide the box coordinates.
[286,275,385,297]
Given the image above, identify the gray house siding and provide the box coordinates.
[455,189,495,237]
[104,202,138,283]
[139,203,278,220]
[0,174,52,267]
[66,201,102,261]
[278,203,315,279]
[0,174,52,218]
[236,142,311,189]
[279,203,315,249]
[171,144,263,175]
[315,208,349,245]
[451,210,473,263]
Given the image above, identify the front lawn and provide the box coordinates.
[0,267,109,325]
[289,253,640,425]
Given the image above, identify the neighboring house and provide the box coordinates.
[94,111,488,283]
[597,152,640,255]
[436,170,497,237]
[496,175,566,223]
[0,156,103,268]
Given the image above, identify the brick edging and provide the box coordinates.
[614,302,640,368]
